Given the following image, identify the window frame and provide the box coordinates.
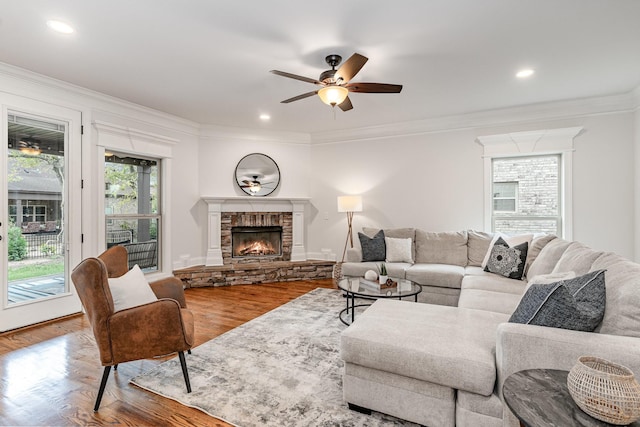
[476,127,582,240]
[93,119,177,281]
[104,152,162,272]
[492,181,518,213]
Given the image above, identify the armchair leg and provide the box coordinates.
[94,366,112,411]
[178,351,191,393]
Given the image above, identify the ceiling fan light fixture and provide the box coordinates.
[249,183,262,193]
[318,86,348,107]
[19,138,42,156]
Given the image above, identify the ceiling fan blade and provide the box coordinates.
[281,91,318,103]
[345,82,403,93]
[338,96,353,112]
[270,70,322,85]
[334,53,368,83]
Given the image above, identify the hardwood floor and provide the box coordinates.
[0,279,336,426]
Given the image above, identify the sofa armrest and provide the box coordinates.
[496,323,640,426]
[497,323,640,393]
[346,247,363,263]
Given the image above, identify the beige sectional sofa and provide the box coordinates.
[340,228,640,427]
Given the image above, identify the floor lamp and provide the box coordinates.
[337,195,363,263]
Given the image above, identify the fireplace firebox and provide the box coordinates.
[231,226,283,258]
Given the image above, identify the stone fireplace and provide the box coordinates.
[222,211,291,264]
[173,197,334,287]
[202,197,308,266]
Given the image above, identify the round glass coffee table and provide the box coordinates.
[337,277,422,325]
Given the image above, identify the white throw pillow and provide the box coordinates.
[108,264,158,312]
[481,233,533,269]
[385,237,413,263]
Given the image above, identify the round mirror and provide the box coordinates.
[235,153,280,196]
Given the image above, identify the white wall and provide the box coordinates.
[0,63,204,277]
[2,61,638,269]
[308,112,637,260]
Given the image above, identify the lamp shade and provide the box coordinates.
[318,86,349,106]
[337,195,363,213]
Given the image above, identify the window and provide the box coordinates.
[491,155,561,235]
[104,153,160,272]
[477,127,580,240]
[493,182,518,212]
[22,205,47,223]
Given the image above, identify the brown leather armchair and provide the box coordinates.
[71,246,194,411]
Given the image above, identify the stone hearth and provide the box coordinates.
[172,197,334,287]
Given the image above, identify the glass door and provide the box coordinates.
[0,96,82,332]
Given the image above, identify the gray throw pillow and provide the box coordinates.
[509,269,606,332]
[358,230,386,262]
[484,236,528,280]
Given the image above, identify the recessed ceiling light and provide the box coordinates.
[259,114,271,121]
[47,20,74,34]
[516,69,535,78]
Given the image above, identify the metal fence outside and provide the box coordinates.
[23,231,64,260]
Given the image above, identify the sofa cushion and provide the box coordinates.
[341,261,381,278]
[484,237,528,280]
[524,234,557,276]
[525,271,576,292]
[461,274,527,295]
[526,238,572,278]
[458,289,523,315]
[415,230,468,267]
[509,270,606,332]
[591,253,640,338]
[467,230,494,267]
[457,390,504,420]
[551,242,603,275]
[358,230,386,262]
[341,261,411,279]
[341,300,509,396]
[385,237,413,263]
[406,264,465,289]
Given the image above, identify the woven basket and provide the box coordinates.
[567,356,640,425]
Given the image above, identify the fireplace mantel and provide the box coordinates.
[201,197,310,266]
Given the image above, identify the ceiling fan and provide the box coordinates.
[240,175,274,194]
[270,53,402,111]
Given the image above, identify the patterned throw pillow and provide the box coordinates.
[484,237,529,280]
[509,270,606,332]
[358,230,386,262]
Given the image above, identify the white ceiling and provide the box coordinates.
[1,0,639,134]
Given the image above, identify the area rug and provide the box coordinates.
[131,288,418,426]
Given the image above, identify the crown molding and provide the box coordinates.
[93,120,179,145]
[0,61,200,136]
[199,123,311,145]
[310,91,637,145]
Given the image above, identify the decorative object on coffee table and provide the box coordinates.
[378,262,388,285]
[364,269,378,281]
[567,356,640,425]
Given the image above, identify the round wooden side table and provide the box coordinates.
[503,369,640,427]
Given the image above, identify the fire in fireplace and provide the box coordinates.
[232,226,283,258]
